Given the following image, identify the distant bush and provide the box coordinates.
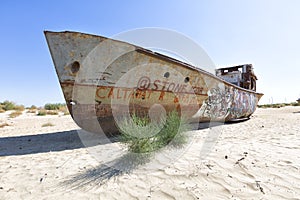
[9,111,23,118]
[1,101,16,111]
[28,105,37,110]
[0,108,5,113]
[0,101,25,111]
[44,103,66,110]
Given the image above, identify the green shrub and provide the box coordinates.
[1,101,16,111]
[44,103,65,110]
[0,101,25,111]
[118,111,189,153]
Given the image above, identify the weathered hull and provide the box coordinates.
[45,31,263,135]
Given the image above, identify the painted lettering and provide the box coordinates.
[107,88,114,98]
[161,81,169,90]
[96,87,106,98]
[167,83,175,91]
[153,80,160,90]
[159,91,165,101]
[117,88,122,99]
[123,88,131,99]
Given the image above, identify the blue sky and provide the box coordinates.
[1,0,300,106]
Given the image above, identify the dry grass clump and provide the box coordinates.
[42,122,55,127]
[26,105,38,113]
[9,111,23,118]
[37,110,47,116]
[0,122,10,128]
[27,109,37,114]
[59,106,70,115]
[14,105,25,111]
[37,109,58,116]
[46,110,59,115]
[36,109,59,116]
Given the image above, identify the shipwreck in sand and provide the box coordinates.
[45,31,263,134]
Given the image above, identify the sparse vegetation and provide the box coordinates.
[0,101,70,116]
[9,111,23,118]
[42,122,55,127]
[118,111,190,154]
[27,105,37,110]
[258,102,300,108]
[35,103,68,116]
[0,101,25,111]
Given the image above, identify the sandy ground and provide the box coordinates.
[0,107,299,200]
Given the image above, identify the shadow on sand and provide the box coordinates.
[197,117,250,130]
[0,130,113,156]
[60,153,151,190]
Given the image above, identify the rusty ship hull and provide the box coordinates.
[44,31,263,135]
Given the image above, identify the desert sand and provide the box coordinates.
[0,107,299,199]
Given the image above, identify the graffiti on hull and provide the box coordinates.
[201,86,233,119]
[200,85,257,120]
[230,88,257,119]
